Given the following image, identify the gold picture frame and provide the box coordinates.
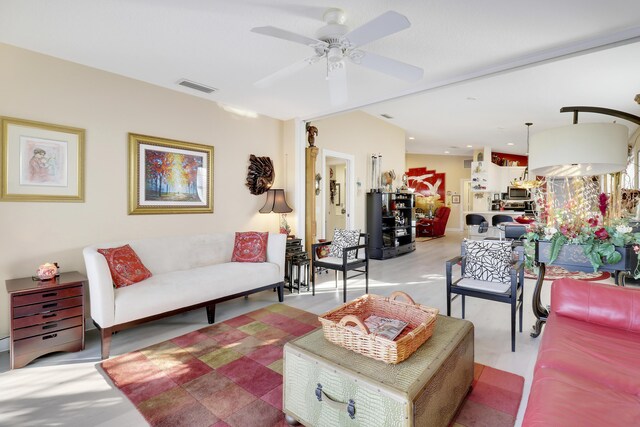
[1,117,85,202]
[129,133,213,215]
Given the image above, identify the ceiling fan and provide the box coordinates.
[251,8,424,105]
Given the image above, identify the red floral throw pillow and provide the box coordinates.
[232,231,269,263]
[97,244,152,288]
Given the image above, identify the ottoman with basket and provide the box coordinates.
[283,291,474,426]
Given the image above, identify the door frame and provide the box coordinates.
[320,149,355,238]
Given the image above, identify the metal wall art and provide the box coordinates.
[246,154,274,195]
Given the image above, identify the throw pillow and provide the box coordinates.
[232,231,269,263]
[463,239,513,283]
[97,244,153,288]
[328,229,361,259]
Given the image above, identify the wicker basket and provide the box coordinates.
[318,291,438,364]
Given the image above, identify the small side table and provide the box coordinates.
[6,271,86,369]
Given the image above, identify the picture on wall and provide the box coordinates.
[1,116,84,202]
[129,133,213,214]
[452,194,461,204]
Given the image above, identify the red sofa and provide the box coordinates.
[522,278,640,426]
[416,206,450,238]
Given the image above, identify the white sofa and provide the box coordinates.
[83,232,286,358]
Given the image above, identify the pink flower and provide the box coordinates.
[595,227,609,240]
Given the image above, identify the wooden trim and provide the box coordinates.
[95,281,284,359]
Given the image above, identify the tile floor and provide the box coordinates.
[0,231,594,426]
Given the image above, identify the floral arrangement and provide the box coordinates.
[524,215,640,278]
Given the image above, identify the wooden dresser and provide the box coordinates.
[6,271,86,369]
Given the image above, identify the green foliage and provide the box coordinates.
[548,233,567,265]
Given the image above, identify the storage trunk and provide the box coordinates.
[283,315,474,427]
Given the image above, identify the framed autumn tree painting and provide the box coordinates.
[128,133,213,214]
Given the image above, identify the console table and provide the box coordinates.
[531,241,637,338]
[6,271,86,369]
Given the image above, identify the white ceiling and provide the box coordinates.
[1,0,640,155]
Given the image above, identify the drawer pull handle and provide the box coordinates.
[43,333,58,340]
[42,292,58,297]
[42,323,58,330]
[43,303,58,309]
[315,383,356,420]
[42,313,57,319]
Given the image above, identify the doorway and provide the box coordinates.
[320,150,355,239]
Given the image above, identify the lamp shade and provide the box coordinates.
[529,123,628,177]
[259,189,292,214]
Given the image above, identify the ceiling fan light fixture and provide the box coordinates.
[327,46,343,63]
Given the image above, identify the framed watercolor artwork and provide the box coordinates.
[1,117,85,202]
[129,133,213,214]
[451,194,461,204]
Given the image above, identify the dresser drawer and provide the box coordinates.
[12,285,82,307]
[13,316,83,340]
[13,306,83,329]
[14,326,82,355]
[13,298,83,320]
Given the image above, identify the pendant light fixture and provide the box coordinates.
[512,123,544,189]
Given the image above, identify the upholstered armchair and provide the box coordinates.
[416,206,451,238]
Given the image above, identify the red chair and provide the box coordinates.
[417,206,451,238]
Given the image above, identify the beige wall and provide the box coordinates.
[0,44,284,338]
[406,153,472,230]
[312,111,405,236]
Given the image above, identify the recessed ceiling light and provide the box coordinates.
[444,151,450,154]
[408,136,415,140]
[507,142,515,146]
[466,145,473,148]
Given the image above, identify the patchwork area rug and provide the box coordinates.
[524,265,610,281]
[100,304,524,427]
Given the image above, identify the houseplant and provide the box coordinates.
[524,214,640,278]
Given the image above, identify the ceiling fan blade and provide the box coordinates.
[251,26,326,47]
[354,51,423,82]
[254,56,319,88]
[328,63,348,106]
[344,11,410,48]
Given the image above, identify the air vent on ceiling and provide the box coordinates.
[380,113,394,119]
[177,79,217,94]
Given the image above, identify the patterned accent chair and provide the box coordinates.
[311,231,369,303]
[445,239,524,351]
[416,206,451,238]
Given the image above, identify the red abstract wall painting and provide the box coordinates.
[406,167,446,200]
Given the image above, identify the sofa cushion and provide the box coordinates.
[231,231,268,263]
[463,239,512,283]
[522,367,640,426]
[535,311,640,396]
[97,244,152,288]
[113,261,281,325]
[328,229,360,259]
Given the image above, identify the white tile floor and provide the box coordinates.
[0,231,590,426]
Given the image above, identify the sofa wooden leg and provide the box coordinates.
[100,327,113,360]
[206,305,216,324]
[277,282,284,302]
